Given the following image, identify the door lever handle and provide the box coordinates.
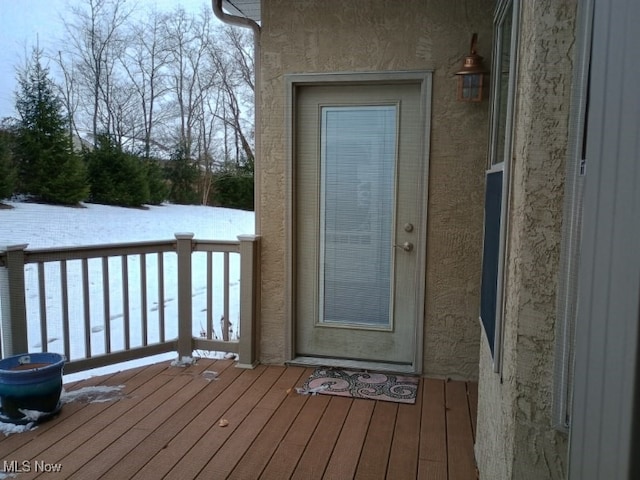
[394,241,414,252]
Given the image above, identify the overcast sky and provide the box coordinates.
[0,0,208,120]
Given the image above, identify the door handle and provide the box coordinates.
[394,241,414,252]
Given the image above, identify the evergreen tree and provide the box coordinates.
[14,47,88,205]
[86,135,150,208]
[166,144,200,205]
[145,158,169,205]
[0,129,17,201]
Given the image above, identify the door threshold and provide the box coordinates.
[287,356,419,375]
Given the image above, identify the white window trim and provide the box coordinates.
[483,0,520,374]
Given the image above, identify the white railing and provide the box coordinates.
[0,234,260,374]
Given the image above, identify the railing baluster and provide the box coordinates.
[158,253,165,343]
[82,258,91,358]
[38,262,47,353]
[121,255,130,350]
[223,251,230,341]
[102,257,111,353]
[140,253,148,346]
[61,260,70,360]
[207,251,213,339]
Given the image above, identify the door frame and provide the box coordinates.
[284,71,432,374]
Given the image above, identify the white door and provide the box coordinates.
[293,79,430,371]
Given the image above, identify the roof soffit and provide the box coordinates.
[222,0,261,23]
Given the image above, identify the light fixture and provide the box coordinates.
[456,33,487,102]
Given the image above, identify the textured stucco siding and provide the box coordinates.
[258,0,492,377]
[476,343,516,479]
[475,1,576,478]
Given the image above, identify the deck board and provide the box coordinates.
[101,360,239,480]
[323,399,374,479]
[446,381,478,480]
[1,367,141,460]
[259,391,330,479]
[13,363,170,480]
[164,365,280,480]
[132,364,267,479]
[291,396,353,479]
[354,400,398,479]
[228,380,309,479]
[197,366,307,479]
[387,383,423,479]
[468,382,479,441]
[50,369,196,477]
[68,360,217,479]
[0,359,477,479]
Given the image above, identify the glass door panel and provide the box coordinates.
[319,106,397,329]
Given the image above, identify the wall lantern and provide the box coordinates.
[456,33,487,102]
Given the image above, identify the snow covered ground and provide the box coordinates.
[0,201,255,383]
[0,201,254,249]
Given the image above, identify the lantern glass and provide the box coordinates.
[458,73,484,102]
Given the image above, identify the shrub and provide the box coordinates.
[210,168,254,211]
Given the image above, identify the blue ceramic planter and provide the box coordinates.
[0,352,65,423]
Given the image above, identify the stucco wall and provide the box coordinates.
[475,1,576,478]
[258,0,493,377]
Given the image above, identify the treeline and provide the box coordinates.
[0,0,254,210]
[0,132,253,211]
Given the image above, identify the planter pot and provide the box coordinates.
[0,352,65,424]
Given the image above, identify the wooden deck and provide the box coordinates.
[0,359,477,479]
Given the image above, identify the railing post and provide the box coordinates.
[1,244,30,356]
[175,233,194,361]
[237,235,260,369]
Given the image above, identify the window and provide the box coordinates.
[480,0,519,372]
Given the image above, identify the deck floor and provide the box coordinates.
[0,359,477,479]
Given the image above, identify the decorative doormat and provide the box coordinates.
[298,368,420,404]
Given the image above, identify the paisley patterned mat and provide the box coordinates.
[298,368,420,404]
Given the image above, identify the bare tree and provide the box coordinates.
[163,7,219,160]
[52,0,256,208]
[109,78,138,149]
[120,8,171,158]
[53,50,82,150]
[62,0,134,145]
[225,26,255,92]
[195,69,225,204]
[208,26,255,164]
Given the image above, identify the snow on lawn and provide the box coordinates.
[0,201,254,248]
[0,201,254,383]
